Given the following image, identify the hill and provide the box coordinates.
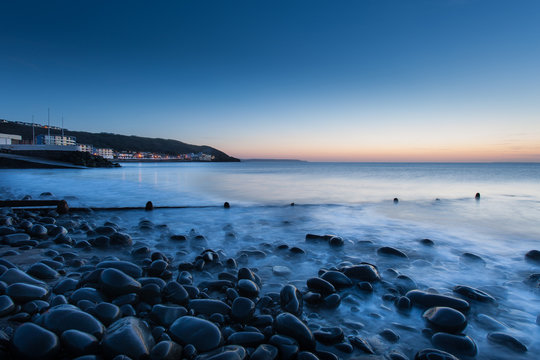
[0,120,239,162]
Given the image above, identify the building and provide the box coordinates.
[94,148,114,159]
[0,133,22,145]
[77,144,93,153]
[36,134,76,146]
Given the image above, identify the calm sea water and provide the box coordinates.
[1,161,539,358]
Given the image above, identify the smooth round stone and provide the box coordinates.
[27,263,59,280]
[35,304,105,338]
[40,259,63,270]
[297,351,319,360]
[460,252,486,265]
[431,332,477,357]
[30,224,48,237]
[251,344,278,360]
[102,317,155,360]
[189,299,231,315]
[342,264,380,282]
[3,233,32,246]
[231,297,255,323]
[377,246,408,258]
[525,250,540,263]
[196,345,246,360]
[406,290,470,313]
[11,323,60,360]
[313,327,344,345]
[272,266,291,276]
[53,278,78,294]
[96,261,142,278]
[7,283,49,303]
[150,304,188,327]
[163,282,189,306]
[0,268,45,286]
[237,279,259,298]
[453,285,496,303]
[348,336,374,354]
[169,316,222,352]
[110,232,133,247]
[274,312,315,350]
[487,332,528,353]
[70,287,106,304]
[150,340,184,360]
[395,296,411,311]
[139,277,167,290]
[306,277,335,296]
[227,332,265,347]
[328,236,344,247]
[60,329,99,357]
[423,307,467,333]
[0,294,15,316]
[268,335,299,360]
[93,302,121,326]
[100,268,141,296]
[280,284,303,316]
[379,329,400,343]
[415,348,459,360]
[320,271,353,288]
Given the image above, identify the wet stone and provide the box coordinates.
[453,285,496,303]
[60,329,99,357]
[251,344,279,360]
[227,332,265,347]
[406,290,470,313]
[415,348,459,360]
[0,295,15,316]
[377,246,408,258]
[190,299,231,315]
[342,264,380,282]
[297,352,319,360]
[525,249,540,263]
[487,332,528,353]
[431,332,477,357]
[306,277,335,296]
[102,317,155,360]
[7,283,49,303]
[11,322,60,360]
[272,266,291,276]
[70,287,106,304]
[36,304,105,339]
[231,296,255,323]
[150,304,188,327]
[320,271,352,289]
[348,336,374,354]
[196,345,246,360]
[93,302,121,326]
[313,327,344,345]
[274,312,315,350]
[322,293,341,309]
[357,281,373,292]
[280,284,303,316]
[163,281,189,306]
[30,224,48,238]
[97,260,142,278]
[150,340,184,360]
[268,334,299,360]
[460,252,486,265]
[0,268,45,286]
[27,262,59,280]
[100,268,141,296]
[379,328,400,343]
[169,316,223,352]
[423,306,467,333]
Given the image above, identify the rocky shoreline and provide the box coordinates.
[0,201,538,360]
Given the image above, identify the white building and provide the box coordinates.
[77,144,93,153]
[94,148,114,159]
[36,134,76,146]
[0,133,22,145]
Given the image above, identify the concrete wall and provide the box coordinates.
[0,144,78,151]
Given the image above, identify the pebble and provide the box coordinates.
[379,328,400,343]
[348,335,374,354]
[280,284,303,316]
[0,268,45,286]
[487,332,528,352]
[342,264,381,282]
[100,268,142,296]
[274,312,315,350]
[406,290,470,313]
[96,260,142,278]
[272,266,291,276]
[251,344,279,360]
[377,246,408,258]
[60,329,100,357]
[27,262,59,280]
[313,327,344,344]
[189,299,231,315]
[150,304,188,327]
[196,345,246,360]
[150,340,184,360]
[268,334,299,360]
[169,316,223,352]
[415,348,459,360]
[227,332,265,347]
[35,304,105,338]
[320,271,353,288]
[0,294,15,316]
[453,285,496,303]
[102,317,155,360]
[423,306,467,333]
[307,277,335,296]
[525,249,540,263]
[93,302,121,326]
[7,283,49,303]
[11,322,60,360]
[162,281,189,306]
[231,296,255,323]
[237,279,260,298]
[431,332,477,357]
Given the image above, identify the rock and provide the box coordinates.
[268,335,298,360]
[280,285,303,316]
[93,302,121,326]
[423,307,467,333]
[30,224,48,238]
[60,329,99,357]
[306,277,335,296]
[11,323,60,360]
[36,304,105,338]
[237,279,259,298]
[329,236,344,247]
[460,252,486,265]
[305,234,333,242]
[251,344,278,360]
[297,352,319,360]
[169,316,222,352]
[357,282,373,292]
[70,287,106,304]
[150,340,184,360]
[195,345,246,360]
[227,332,265,347]
[525,250,540,263]
[0,268,45,286]
[342,264,380,282]
[102,317,155,360]
[487,332,528,352]
[110,232,133,247]
[313,327,344,345]
[348,336,374,354]
[97,261,142,278]
[406,290,470,313]
[377,246,408,258]
[231,297,255,323]
[320,271,352,288]
[162,282,189,306]
[7,283,49,303]
[0,294,15,316]
[322,293,341,309]
[100,268,141,296]
[274,312,315,350]
[379,329,399,343]
[150,304,188,327]
[189,299,231,315]
[420,239,435,246]
[414,348,459,360]
[272,266,291,276]
[453,285,495,303]
[27,263,59,280]
[431,332,477,357]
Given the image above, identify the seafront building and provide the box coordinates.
[36,134,77,146]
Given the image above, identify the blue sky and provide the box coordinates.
[1,0,539,161]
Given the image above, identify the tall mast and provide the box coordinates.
[32,115,35,145]
[62,114,64,138]
[47,108,51,144]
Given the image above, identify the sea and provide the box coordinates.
[1,161,539,358]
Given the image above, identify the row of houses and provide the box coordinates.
[35,135,114,159]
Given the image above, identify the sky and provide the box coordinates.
[1,0,539,161]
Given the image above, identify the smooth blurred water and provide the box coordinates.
[1,162,539,358]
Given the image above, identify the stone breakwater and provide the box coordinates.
[0,205,538,360]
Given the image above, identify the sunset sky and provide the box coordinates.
[1,0,539,161]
